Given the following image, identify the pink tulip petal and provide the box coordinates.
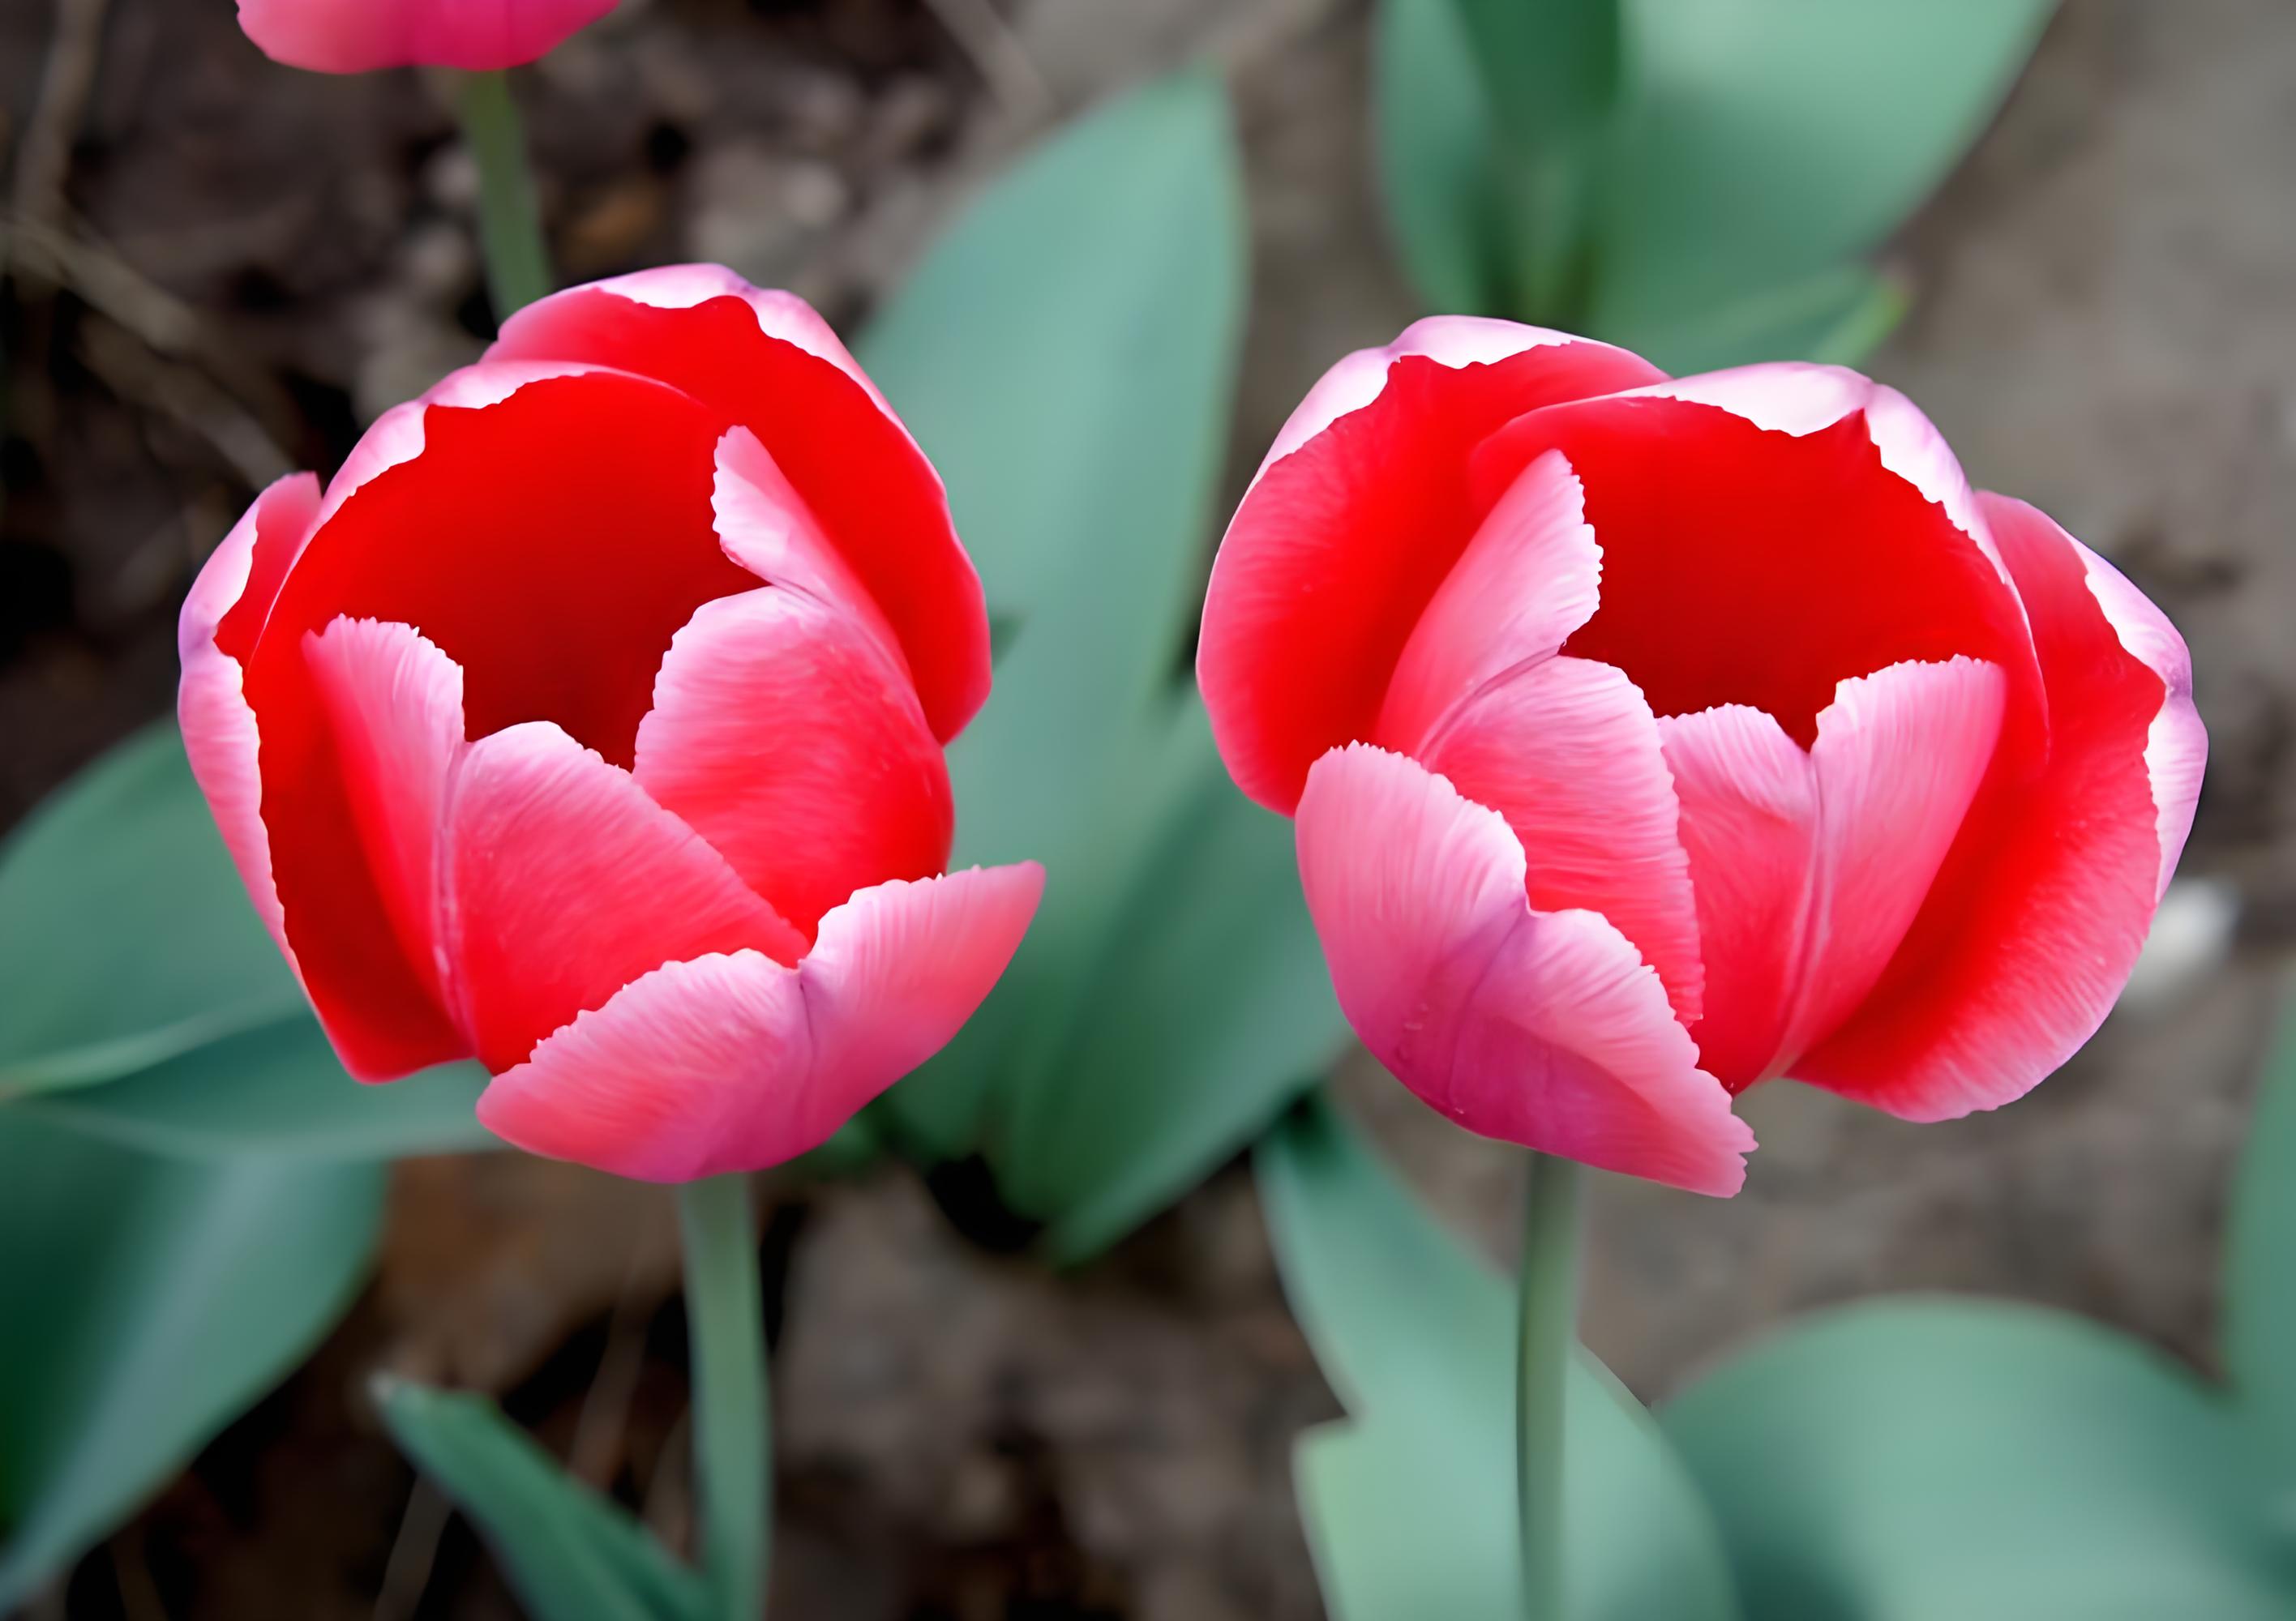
[1417,657,1704,1024]
[2078,541,2206,899]
[476,863,1046,1181]
[1656,705,1817,1089]
[1775,658,2008,1069]
[1468,390,2045,757]
[237,0,617,73]
[1295,743,1751,1195]
[488,271,987,742]
[632,585,953,938]
[1198,322,1665,815]
[300,618,466,1020]
[1374,449,1599,753]
[709,427,906,673]
[1795,497,2201,1119]
[1660,660,2007,1089]
[439,722,808,1073]
[178,473,320,970]
[1253,316,1663,481]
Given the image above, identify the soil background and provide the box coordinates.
[3,0,2294,1616]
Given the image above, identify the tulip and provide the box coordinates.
[180,266,1043,1182]
[236,0,619,73]
[1198,319,2204,1195]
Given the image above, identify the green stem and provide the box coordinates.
[452,70,553,320]
[679,1175,770,1620]
[1516,1152,1582,1621]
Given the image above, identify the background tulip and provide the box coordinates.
[1199,319,2204,1196]
[236,0,619,73]
[179,266,1042,1182]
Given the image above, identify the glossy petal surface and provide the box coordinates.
[478,864,1045,1179]
[489,269,987,739]
[1294,744,1750,1195]
[1797,497,2198,1117]
[237,0,616,72]
[439,723,807,1073]
[1199,320,1664,812]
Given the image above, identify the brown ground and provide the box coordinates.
[5,0,2293,1615]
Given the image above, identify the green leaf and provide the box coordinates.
[1373,0,1507,314]
[1452,0,1621,155]
[1664,1298,2296,1620]
[0,1118,385,1606]
[1592,0,2058,340]
[0,721,302,1093]
[2225,982,2296,1473]
[858,70,1249,1165]
[1017,703,1349,1264]
[375,1379,706,1621]
[1623,262,1909,377]
[1257,1097,1741,1621]
[11,1017,495,1161]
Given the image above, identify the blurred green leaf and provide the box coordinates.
[1453,0,1621,154]
[1257,1097,1740,1621]
[1017,704,1347,1264]
[376,1379,705,1621]
[0,720,302,1093]
[0,1118,384,1606]
[1664,1298,2296,1620]
[2225,983,2296,1473]
[1592,0,2058,343]
[12,1018,495,1161]
[1374,0,1508,314]
[1625,262,1909,377]
[858,71,1251,1194]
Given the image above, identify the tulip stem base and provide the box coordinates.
[452,69,552,321]
[679,1174,771,1620]
[1517,1151,1582,1621]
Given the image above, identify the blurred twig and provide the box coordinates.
[2,213,298,490]
[920,0,1055,120]
[568,1246,658,1489]
[372,1479,454,1621]
[11,0,112,242]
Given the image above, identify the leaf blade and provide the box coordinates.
[375,1379,706,1621]
[859,70,1249,1163]
[0,721,302,1093]
[12,1018,495,1161]
[1592,0,2058,337]
[0,1121,385,1606]
[1664,1297,2296,1619]
[1257,1097,1740,1620]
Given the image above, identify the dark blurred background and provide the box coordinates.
[2,0,2291,1615]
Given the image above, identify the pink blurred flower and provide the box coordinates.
[1197,319,2204,1196]
[237,0,619,73]
[180,266,1041,1181]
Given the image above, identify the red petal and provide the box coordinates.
[178,473,320,976]
[439,723,807,1073]
[476,864,1045,1180]
[1417,657,1703,1024]
[488,270,989,742]
[1795,497,2202,1118]
[1373,449,1600,754]
[1295,742,1751,1195]
[1471,376,2044,757]
[1198,320,1664,813]
[299,618,467,1040]
[1655,705,1816,1089]
[1661,660,2007,1090]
